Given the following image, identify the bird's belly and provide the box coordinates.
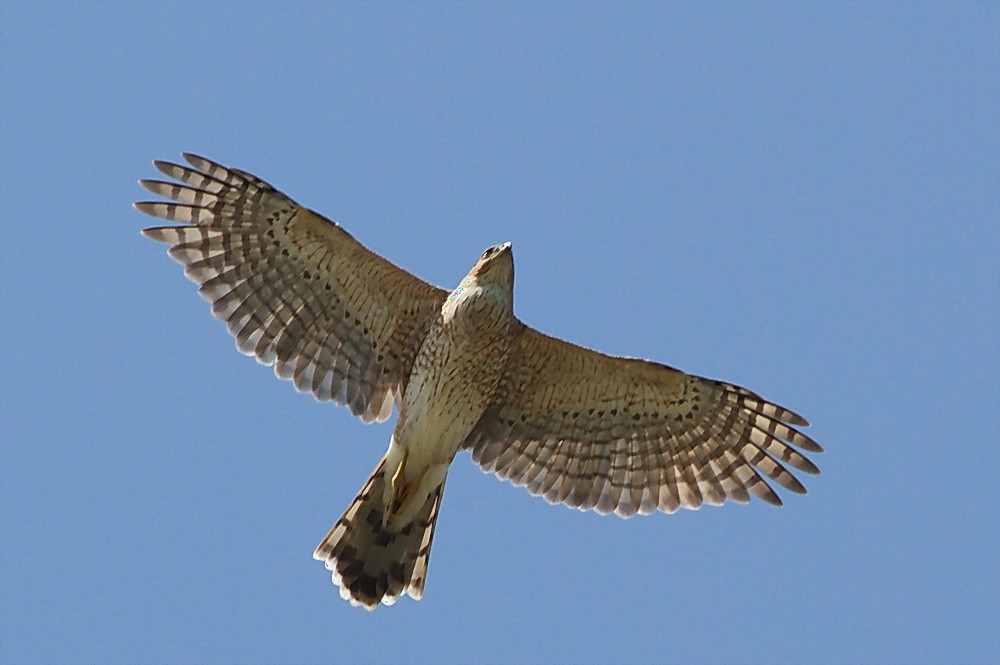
[394,327,508,474]
[396,359,490,471]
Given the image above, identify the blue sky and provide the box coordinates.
[2,2,997,663]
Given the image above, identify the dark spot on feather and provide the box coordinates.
[356,575,377,601]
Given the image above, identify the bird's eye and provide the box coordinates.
[482,248,493,259]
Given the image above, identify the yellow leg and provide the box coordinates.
[388,448,428,522]
[389,448,409,518]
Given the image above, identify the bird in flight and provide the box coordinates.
[136,153,823,610]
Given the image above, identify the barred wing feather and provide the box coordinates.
[463,326,822,517]
[136,153,447,423]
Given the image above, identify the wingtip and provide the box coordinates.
[760,491,784,507]
[137,179,159,194]
[779,407,810,428]
[796,437,825,454]
[182,151,209,167]
[133,201,156,218]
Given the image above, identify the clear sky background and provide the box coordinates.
[2,2,997,664]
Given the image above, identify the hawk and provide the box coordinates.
[136,153,823,610]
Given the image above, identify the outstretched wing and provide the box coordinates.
[463,326,822,517]
[136,153,447,423]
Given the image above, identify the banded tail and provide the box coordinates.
[313,458,445,609]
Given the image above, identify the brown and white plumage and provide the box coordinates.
[313,458,444,606]
[137,154,446,423]
[463,327,822,517]
[137,153,823,610]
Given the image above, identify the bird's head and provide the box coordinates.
[447,242,515,309]
[469,242,513,286]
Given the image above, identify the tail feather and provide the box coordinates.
[313,458,445,609]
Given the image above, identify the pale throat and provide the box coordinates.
[446,276,474,302]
